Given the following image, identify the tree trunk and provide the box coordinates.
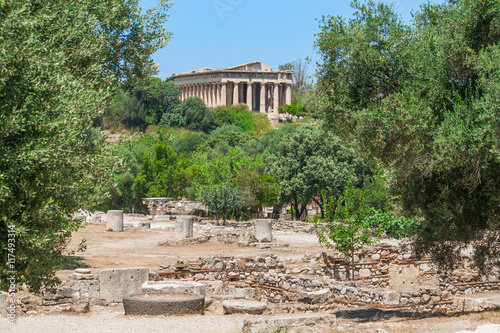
[294,198,300,220]
[272,204,282,220]
[312,196,325,219]
[298,202,308,221]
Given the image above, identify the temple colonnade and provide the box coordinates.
[173,62,294,116]
[178,81,291,114]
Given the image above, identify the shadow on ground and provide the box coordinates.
[60,255,89,270]
[333,307,465,322]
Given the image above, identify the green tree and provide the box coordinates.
[0,0,172,291]
[118,94,148,128]
[104,77,180,129]
[316,0,500,272]
[160,96,216,133]
[97,133,163,212]
[267,124,369,220]
[133,142,196,199]
[172,133,208,157]
[190,147,253,196]
[317,184,384,280]
[200,182,245,224]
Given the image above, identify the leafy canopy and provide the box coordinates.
[316,0,500,272]
[267,123,370,220]
[0,0,172,291]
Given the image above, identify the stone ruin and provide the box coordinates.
[4,215,500,332]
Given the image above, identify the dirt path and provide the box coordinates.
[57,223,325,280]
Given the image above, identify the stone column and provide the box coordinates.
[206,84,210,106]
[254,219,272,242]
[233,82,239,105]
[285,84,292,105]
[273,83,279,114]
[176,215,194,239]
[196,84,201,98]
[221,83,227,106]
[206,84,211,107]
[259,83,266,113]
[216,83,221,106]
[267,84,273,114]
[201,84,205,100]
[106,210,123,232]
[210,84,214,107]
[246,82,253,110]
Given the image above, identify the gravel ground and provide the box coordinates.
[1,309,499,333]
[0,311,246,333]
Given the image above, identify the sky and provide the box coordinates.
[139,0,440,80]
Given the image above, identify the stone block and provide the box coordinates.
[454,295,500,313]
[153,215,170,221]
[382,290,400,306]
[242,313,336,333]
[297,288,330,304]
[388,264,419,292]
[201,281,224,295]
[138,222,151,228]
[98,267,148,303]
[106,210,123,232]
[141,280,205,296]
[359,269,371,278]
[228,286,254,299]
[175,215,194,239]
[70,280,100,299]
[254,219,272,242]
[222,299,267,315]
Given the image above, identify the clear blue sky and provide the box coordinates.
[139,0,439,79]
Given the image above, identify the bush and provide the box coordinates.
[383,216,421,239]
[213,104,272,136]
[160,97,216,133]
[199,182,245,224]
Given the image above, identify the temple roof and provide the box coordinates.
[176,61,286,76]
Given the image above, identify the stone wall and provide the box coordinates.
[151,247,499,314]
[8,219,500,316]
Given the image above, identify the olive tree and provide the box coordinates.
[267,124,370,220]
[0,0,172,291]
[316,0,500,272]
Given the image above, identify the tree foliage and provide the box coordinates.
[199,182,245,224]
[133,142,196,200]
[279,58,313,97]
[160,96,216,133]
[317,183,384,280]
[0,0,172,291]
[267,124,370,220]
[316,0,500,272]
[213,104,273,137]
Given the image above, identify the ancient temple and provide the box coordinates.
[173,62,293,115]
